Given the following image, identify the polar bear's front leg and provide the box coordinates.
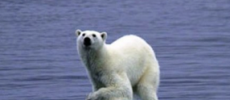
[86,72,133,100]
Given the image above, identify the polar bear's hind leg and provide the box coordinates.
[136,65,159,100]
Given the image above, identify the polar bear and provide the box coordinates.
[75,29,160,100]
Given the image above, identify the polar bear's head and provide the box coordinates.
[76,29,107,50]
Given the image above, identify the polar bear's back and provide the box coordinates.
[110,35,154,57]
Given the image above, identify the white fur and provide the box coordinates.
[76,30,160,100]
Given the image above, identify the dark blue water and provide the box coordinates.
[0,0,230,100]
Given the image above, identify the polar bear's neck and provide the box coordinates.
[82,44,109,72]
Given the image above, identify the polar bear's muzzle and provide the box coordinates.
[83,37,91,47]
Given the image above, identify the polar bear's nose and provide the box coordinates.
[84,37,91,46]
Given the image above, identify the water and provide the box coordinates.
[0,0,230,100]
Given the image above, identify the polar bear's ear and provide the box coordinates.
[101,32,107,41]
[75,29,82,36]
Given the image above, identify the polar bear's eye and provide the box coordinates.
[82,33,85,36]
[92,34,96,37]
